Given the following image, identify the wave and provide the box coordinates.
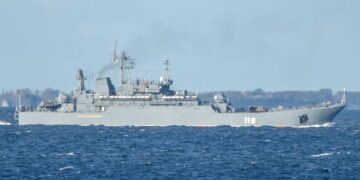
[59,166,74,171]
[311,152,334,158]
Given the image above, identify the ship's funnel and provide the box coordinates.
[95,78,116,96]
[76,69,86,93]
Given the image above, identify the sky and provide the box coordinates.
[0,0,359,92]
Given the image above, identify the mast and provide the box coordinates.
[164,59,171,80]
[160,59,173,88]
[112,41,135,85]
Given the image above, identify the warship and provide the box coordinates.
[17,44,346,127]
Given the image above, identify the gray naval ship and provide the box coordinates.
[18,47,346,127]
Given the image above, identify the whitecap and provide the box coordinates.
[65,152,75,156]
[311,152,334,158]
[40,153,47,157]
[59,166,74,171]
[0,121,10,126]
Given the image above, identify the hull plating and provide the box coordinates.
[18,104,345,127]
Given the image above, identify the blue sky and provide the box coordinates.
[0,0,359,92]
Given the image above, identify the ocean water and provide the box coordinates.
[0,111,359,179]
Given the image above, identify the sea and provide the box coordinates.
[0,111,359,179]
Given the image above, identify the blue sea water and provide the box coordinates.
[0,111,359,179]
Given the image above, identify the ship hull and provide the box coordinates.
[18,104,345,127]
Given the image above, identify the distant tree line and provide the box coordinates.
[0,88,60,108]
[0,88,359,110]
[199,88,360,109]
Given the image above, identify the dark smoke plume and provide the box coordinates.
[98,63,120,78]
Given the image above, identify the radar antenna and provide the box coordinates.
[112,41,135,84]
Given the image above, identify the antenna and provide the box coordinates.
[341,88,346,104]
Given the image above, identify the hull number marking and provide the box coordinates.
[244,117,256,125]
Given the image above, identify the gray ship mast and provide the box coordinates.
[159,59,173,86]
[112,41,136,95]
[112,41,135,85]
[164,59,171,80]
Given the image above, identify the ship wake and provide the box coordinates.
[298,122,334,128]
